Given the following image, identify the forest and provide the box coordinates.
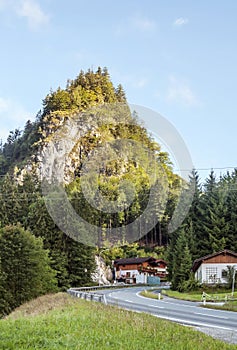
[0,67,237,316]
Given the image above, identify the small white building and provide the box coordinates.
[192,249,237,284]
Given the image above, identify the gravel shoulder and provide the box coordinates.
[196,327,237,345]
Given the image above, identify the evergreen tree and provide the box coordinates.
[0,259,10,316]
[27,197,95,289]
[0,174,21,226]
[198,171,228,255]
[115,84,126,102]
[0,225,57,317]
[223,170,237,251]
[170,228,192,290]
[177,243,193,291]
[27,197,71,289]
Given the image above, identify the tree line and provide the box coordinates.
[167,170,237,291]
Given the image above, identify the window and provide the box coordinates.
[222,269,228,279]
[206,267,218,282]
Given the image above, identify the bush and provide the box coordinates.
[177,274,200,292]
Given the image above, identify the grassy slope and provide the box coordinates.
[0,293,236,350]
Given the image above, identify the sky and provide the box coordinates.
[0,0,237,183]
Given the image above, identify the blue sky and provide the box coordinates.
[0,0,237,182]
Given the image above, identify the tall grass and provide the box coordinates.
[0,293,236,349]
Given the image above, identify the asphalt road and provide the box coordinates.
[100,287,237,343]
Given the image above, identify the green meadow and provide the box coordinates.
[0,293,236,350]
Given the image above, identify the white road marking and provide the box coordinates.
[152,314,234,331]
[150,305,165,309]
[161,300,200,309]
[195,312,229,319]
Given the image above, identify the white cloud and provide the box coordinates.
[132,15,156,32]
[0,97,9,113]
[173,17,189,27]
[166,76,198,107]
[16,0,49,29]
[0,0,49,29]
[0,96,33,141]
[133,78,148,89]
[0,0,7,10]
[116,14,156,36]
[109,68,149,90]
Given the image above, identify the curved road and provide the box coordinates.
[100,287,237,343]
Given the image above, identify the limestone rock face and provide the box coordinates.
[91,255,112,285]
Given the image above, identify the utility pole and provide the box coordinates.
[231,266,236,297]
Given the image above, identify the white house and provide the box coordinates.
[114,257,167,284]
[192,249,237,284]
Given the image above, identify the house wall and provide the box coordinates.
[196,263,236,284]
[116,268,147,284]
[115,260,168,283]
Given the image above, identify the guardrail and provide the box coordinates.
[67,283,132,304]
[67,288,107,304]
[67,282,169,304]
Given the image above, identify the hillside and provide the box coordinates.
[1,293,236,350]
[1,67,237,318]
[0,67,181,249]
[0,68,182,250]
[0,68,183,318]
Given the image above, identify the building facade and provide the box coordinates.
[192,249,237,284]
[114,257,167,284]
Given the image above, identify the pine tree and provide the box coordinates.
[0,225,57,316]
[181,170,202,259]
[27,196,96,289]
[27,197,71,289]
[198,171,229,255]
[0,174,21,226]
[0,258,10,317]
[223,170,237,251]
[170,228,192,290]
[115,84,126,102]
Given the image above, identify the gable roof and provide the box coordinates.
[192,249,237,272]
[114,257,156,266]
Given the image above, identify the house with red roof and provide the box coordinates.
[192,249,237,284]
[114,257,168,284]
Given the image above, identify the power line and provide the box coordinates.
[0,166,237,178]
[174,166,237,172]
